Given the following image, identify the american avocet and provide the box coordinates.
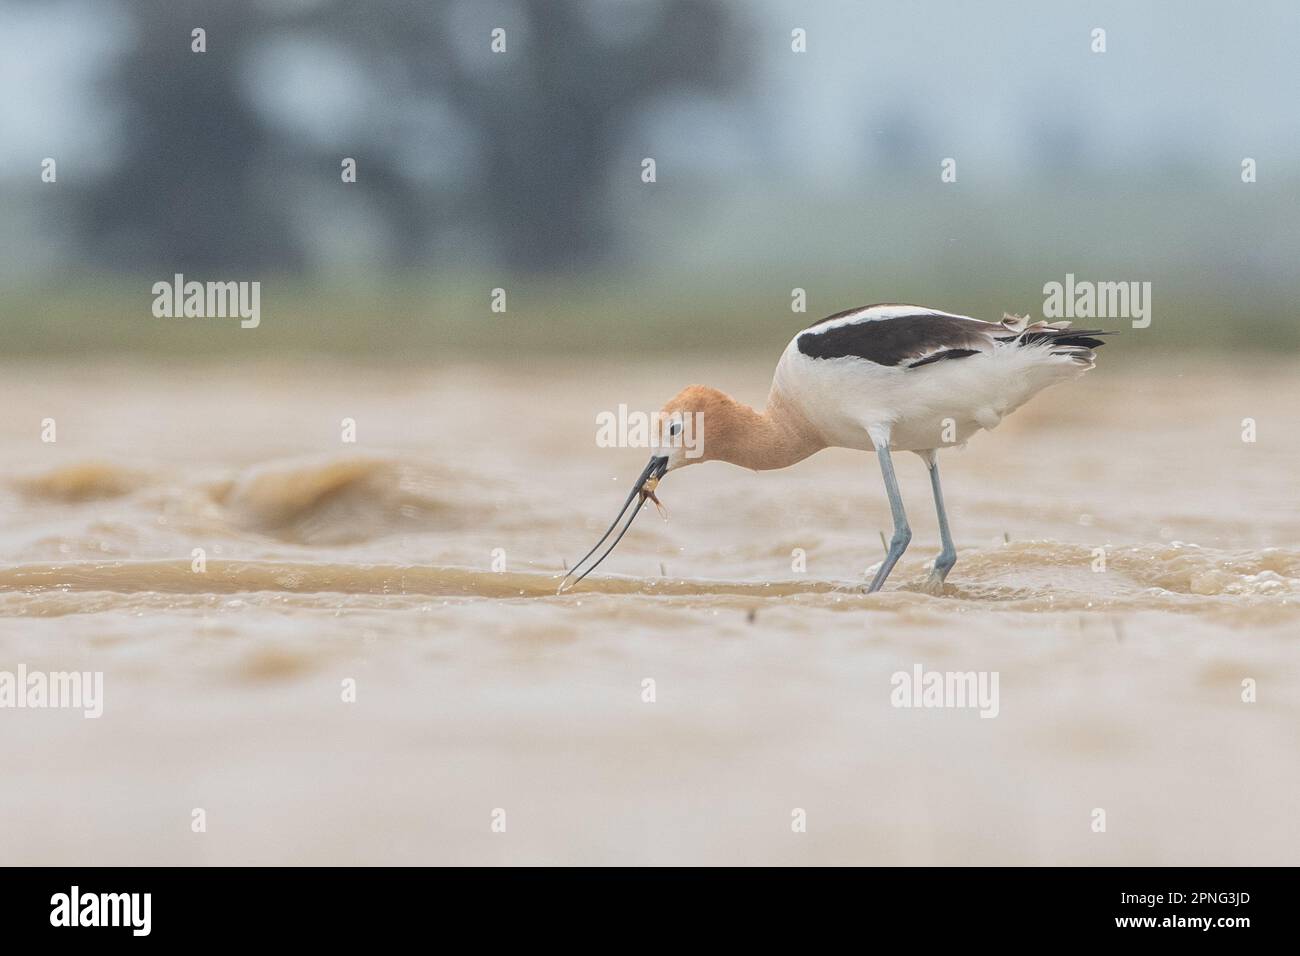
[560,305,1109,594]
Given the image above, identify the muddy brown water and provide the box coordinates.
[1,358,1296,864]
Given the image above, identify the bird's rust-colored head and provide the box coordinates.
[650,384,735,471]
[556,385,732,593]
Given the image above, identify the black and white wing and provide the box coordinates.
[796,304,1109,368]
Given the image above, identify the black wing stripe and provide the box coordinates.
[797,314,992,366]
[995,329,1112,349]
[908,348,981,369]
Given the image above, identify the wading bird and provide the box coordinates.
[560,305,1108,594]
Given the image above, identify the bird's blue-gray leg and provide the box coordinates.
[867,442,911,593]
[922,449,957,592]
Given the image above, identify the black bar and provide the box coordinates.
[0,867,1286,943]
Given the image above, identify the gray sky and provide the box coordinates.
[5,0,1299,184]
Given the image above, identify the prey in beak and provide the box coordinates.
[557,455,669,593]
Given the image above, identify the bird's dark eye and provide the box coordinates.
[669,421,682,437]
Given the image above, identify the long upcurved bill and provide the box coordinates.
[557,455,668,593]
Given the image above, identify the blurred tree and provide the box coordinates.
[78,0,310,274]
[440,0,743,272]
[71,0,745,275]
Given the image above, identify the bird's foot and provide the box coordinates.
[919,571,948,597]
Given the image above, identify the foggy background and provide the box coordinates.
[2,0,1298,357]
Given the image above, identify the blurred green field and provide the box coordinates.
[2,265,1294,363]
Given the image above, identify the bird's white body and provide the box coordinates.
[770,304,1096,453]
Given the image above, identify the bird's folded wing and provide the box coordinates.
[796,311,998,367]
[797,307,1112,368]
